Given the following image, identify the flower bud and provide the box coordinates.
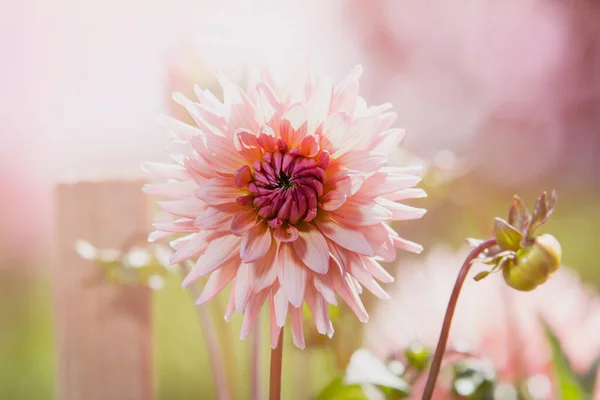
[502,234,562,291]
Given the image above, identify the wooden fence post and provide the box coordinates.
[53,180,153,400]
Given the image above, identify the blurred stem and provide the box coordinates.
[422,238,497,400]
[295,349,311,399]
[211,288,238,398]
[183,264,232,400]
[269,327,284,400]
[251,312,262,400]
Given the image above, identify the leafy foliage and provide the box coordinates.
[544,322,598,399]
[318,349,410,399]
[451,358,496,399]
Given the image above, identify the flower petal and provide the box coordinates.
[305,286,330,335]
[195,261,237,305]
[224,283,236,322]
[332,268,369,322]
[196,178,244,206]
[289,306,306,349]
[273,224,299,242]
[158,198,207,218]
[142,180,197,198]
[392,235,424,254]
[293,224,329,274]
[306,75,333,135]
[194,205,237,230]
[361,171,422,198]
[153,218,196,233]
[333,197,393,226]
[170,230,219,264]
[320,190,347,211]
[182,234,241,286]
[321,112,351,151]
[240,290,268,339]
[361,257,394,283]
[240,221,273,263]
[273,287,288,327]
[281,102,307,132]
[376,198,427,221]
[315,217,373,256]
[235,262,255,313]
[277,243,307,308]
[141,162,189,180]
[348,255,390,300]
[268,293,284,349]
[331,65,362,114]
[231,208,258,236]
[313,271,338,305]
[361,223,396,263]
[383,188,428,202]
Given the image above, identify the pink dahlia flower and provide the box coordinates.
[365,246,600,399]
[143,64,426,349]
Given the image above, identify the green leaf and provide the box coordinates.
[543,322,592,399]
[473,271,490,282]
[451,358,496,400]
[508,195,531,234]
[529,192,548,234]
[317,377,368,400]
[379,385,410,399]
[493,218,523,251]
[529,191,557,236]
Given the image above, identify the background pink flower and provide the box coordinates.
[365,246,600,399]
[144,64,426,349]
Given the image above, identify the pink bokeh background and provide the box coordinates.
[2,0,599,259]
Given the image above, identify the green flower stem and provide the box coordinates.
[184,265,232,400]
[422,238,497,400]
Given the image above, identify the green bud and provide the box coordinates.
[502,234,562,291]
[404,342,431,371]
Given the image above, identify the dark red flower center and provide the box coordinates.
[234,141,328,226]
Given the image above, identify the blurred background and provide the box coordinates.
[1,0,599,398]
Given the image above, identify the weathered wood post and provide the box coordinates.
[53,180,153,400]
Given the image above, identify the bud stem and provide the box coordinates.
[269,327,284,400]
[422,238,497,400]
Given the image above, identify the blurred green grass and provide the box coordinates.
[1,181,598,399]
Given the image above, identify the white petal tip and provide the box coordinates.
[194,297,207,306]
[294,342,306,350]
[75,240,97,260]
[172,92,188,104]
[180,276,195,288]
[290,300,303,309]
